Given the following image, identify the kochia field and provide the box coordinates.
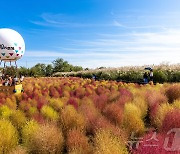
[0,77,179,154]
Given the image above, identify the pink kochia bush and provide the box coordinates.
[161,109,180,133]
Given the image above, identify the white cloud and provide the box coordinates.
[22,28,180,68]
[113,20,124,27]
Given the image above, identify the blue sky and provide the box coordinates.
[1,0,180,68]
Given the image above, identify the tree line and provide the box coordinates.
[1,58,83,77]
[1,58,179,83]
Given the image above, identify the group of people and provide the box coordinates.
[143,70,153,83]
[0,74,24,86]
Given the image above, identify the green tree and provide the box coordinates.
[18,67,29,76]
[53,58,72,72]
[45,64,53,76]
[30,63,46,77]
[72,66,83,72]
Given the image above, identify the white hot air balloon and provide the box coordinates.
[0,28,25,63]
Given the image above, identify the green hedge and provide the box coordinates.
[55,69,180,83]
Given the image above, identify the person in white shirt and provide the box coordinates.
[20,75,24,82]
[149,70,153,81]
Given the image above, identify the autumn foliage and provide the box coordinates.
[0,77,179,153]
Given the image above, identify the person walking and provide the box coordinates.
[143,72,148,83]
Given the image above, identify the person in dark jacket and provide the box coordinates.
[143,72,148,83]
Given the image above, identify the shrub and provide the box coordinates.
[170,71,180,82]
[9,110,27,129]
[165,84,180,103]
[107,91,120,102]
[91,116,113,134]
[78,101,100,133]
[74,88,85,99]
[153,70,168,83]
[123,103,145,136]
[173,100,180,109]
[49,98,64,111]
[67,97,79,110]
[41,105,59,121]
[161,109,180,133]
[60,105,86,134]
[94,129,128,154]
[0,119,18,153]
[21,120,40,148]
[93,94,108,111]
[49,86,60,98]
[103,103,123,126]
[9,146,27,154]
[5,97,17,109]
[153,103,173,129]
[119,88,133,99]
[27,106,39,117]
[146,91,168,121]
[29,123,64,154]
[66,129,91,154]
[132,96,148,118]
[0,105,13,119]
[146,91,167,109]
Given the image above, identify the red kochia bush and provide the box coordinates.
[66,129,91,153]
[146,91,168,121]
[117,88,133,106]
[96,86,105,95]
[103,103,123,126]
[119,88,133,99]
[165,84,180,103]
[146,91,167,108]
[67,97,78,110]
[36,96,48,110]
[49,86,60,98]
[74,88,85,99]
[93,94,108,111]
[161,109,180,133]
[22,93,29,100]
